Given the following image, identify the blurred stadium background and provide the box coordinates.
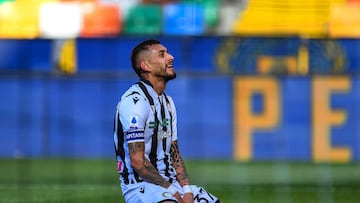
[1,0,360,202]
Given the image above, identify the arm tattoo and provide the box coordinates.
[128,142,170,188]
[170,141,190,186]
[128,142,144,154]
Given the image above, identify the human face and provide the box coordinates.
[147,44,176,81]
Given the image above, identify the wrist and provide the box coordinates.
[182,185,192,194]
[167,184,177,195]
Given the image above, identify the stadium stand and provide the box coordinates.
[0,1,41,38]
[0,0,358,38]
[182,0,220,29]
[162,3,205,35]
[142,0,178,4]
[123,4,162,35]
[0,0,15,3]
[79,1,121,37]
[39,1,82,38]
[328,3,360,38]
[0,0,226,38]
[0,0,223,38]
[116,0,139,20]
[232,0,346,37]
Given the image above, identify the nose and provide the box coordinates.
[166,52,174,60]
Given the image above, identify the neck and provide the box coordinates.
[141,77,166,95]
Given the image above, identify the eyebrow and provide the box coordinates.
[158,49,167,54]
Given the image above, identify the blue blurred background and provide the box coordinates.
[0,0,359,163]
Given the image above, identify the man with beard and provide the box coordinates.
[113,39,221,203]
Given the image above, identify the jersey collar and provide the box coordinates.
[140,78,167,98]
[139,79,162,99]
[140,79,153,87]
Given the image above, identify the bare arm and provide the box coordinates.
[128,142,171,188]
[170,141,191,186]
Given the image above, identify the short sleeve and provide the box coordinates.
[118,93,150,143]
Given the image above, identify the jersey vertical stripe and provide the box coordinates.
[138,82,159,169]
[159,96,173,183]
[138,82,174,182]
[163,93,174,183]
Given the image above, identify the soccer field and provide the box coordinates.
[1,159,360,203]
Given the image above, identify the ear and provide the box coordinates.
[140,60,151,72]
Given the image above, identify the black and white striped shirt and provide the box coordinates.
[113,80,177,185]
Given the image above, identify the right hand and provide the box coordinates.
[173,191,184,203]
[182,193,194,203]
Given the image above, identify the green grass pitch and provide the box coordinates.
[0,158,360,203]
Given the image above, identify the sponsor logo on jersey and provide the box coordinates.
[149,118,170,129]
[133,96,139,104]
[159,131,172,139]
[149,118,172,139]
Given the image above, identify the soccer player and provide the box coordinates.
[113,39,221,203]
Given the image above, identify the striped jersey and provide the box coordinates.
[113,80,178,185]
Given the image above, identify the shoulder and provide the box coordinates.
[117,86,150,117]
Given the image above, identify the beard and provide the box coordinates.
[165,71,176,82]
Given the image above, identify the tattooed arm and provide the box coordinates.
[170,141,191,186]
[128,142,170,188]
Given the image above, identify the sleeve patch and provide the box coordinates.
[126,128,145,142]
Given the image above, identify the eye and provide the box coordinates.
[159,50,166,57]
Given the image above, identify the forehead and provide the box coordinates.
[148,43,167,53]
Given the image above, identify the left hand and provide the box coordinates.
[182,193,194,203]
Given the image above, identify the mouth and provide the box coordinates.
[167,64,174,69]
